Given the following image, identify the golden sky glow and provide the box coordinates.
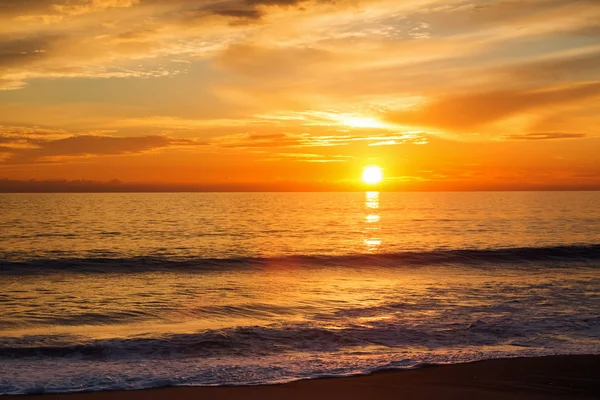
[0,0,599,191]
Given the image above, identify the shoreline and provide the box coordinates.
[14,355,600,400]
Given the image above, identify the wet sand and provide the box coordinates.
[17,355,600,400]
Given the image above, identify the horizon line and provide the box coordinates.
[1,189,599,194]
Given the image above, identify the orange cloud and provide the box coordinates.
[385,82,600,131]
[0,134,202,164]
[213,131,428,149]
[504,132,587,140]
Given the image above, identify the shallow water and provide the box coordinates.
[1,192,599,394]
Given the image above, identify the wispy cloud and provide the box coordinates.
[0,131,202,164]
[504,132,587,140]
[385,83,600,132]
[212,131,428,149]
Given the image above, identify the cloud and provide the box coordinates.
[0,1,55,15]
[0,125,69,138]
[215,132,308,148]
[217,44,332,78]
[52,0,140,16]
[0,0,345,90]
[407,0,600,32]
[504,132,587,140]
[1,0,599,143]
[213,131,428,148]
[211,8,263,21]
[184,0,319,23]
[0,0,139,17]
[1,0,598,93]
[385,82,600,131]
[502,49,600,84]
[0,133,202,164]
[0,34,59,68]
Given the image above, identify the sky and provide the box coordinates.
[0,0,599,191]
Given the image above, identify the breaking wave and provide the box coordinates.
[2,244,599,275]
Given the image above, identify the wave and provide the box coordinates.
[3,351,598,396]
[1,244,599,275]
[2,312,599,361]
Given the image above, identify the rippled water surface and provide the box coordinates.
[1,192,599,259]
[1,192,599,394]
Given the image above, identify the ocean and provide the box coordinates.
[1,192,599,395]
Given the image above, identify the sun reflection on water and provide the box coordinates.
[364,191,382,252]
[365,191,380,209]
[366,215,380,223]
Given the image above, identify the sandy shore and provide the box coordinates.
[17,355,600,400]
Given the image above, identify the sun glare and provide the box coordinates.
[362,166,383,185]
[340,116,386,129]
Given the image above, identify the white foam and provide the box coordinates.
[2,346,599,395]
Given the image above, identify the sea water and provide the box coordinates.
[1,192,599,394]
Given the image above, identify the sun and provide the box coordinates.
[362,166,383,185]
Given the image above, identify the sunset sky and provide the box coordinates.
[1,0,599,191]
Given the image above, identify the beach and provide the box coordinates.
[16,355,600,400]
